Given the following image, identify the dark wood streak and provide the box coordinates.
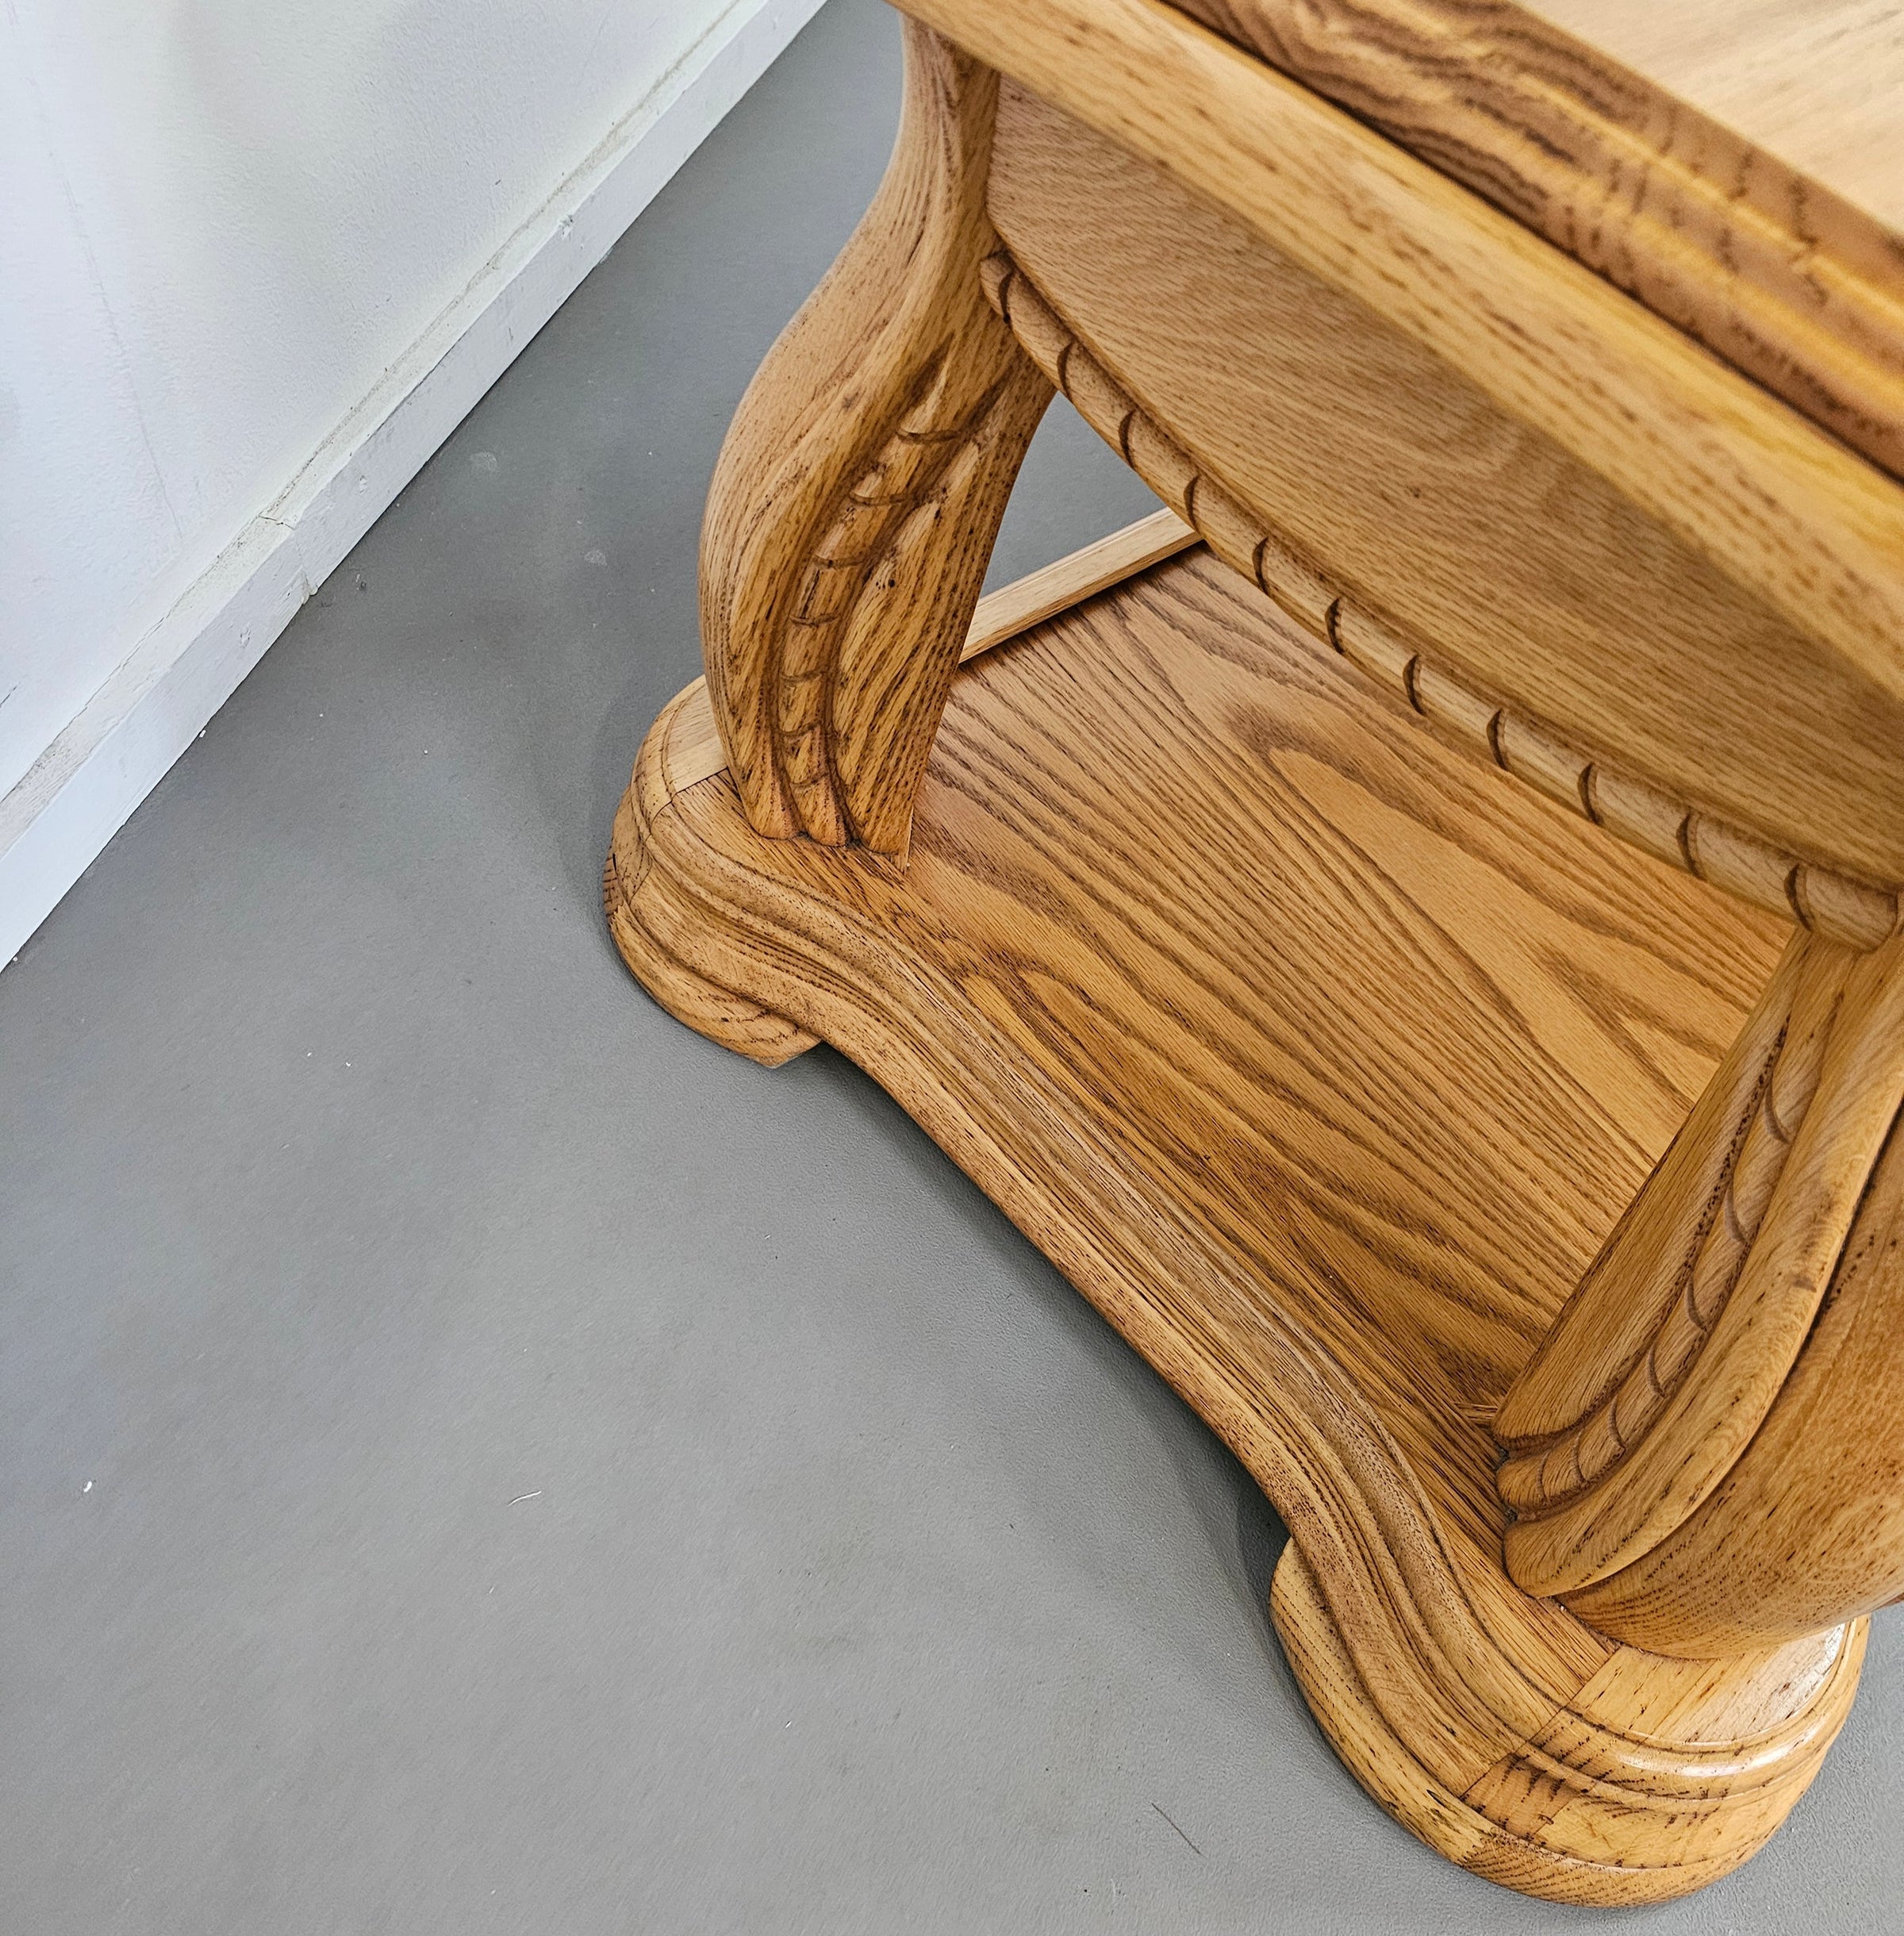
[1165,0,1904,481]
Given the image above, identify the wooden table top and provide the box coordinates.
[1169,0,1904,480]
[1533,0,1904,232]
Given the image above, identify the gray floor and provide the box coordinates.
[4,5,1899,1930]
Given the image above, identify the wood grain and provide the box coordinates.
[609,3,1904,1896]
[654,509,1198,801]
[602,682,820,1069]
[1273,1540,1862,1901]
[1167,0,1904,480]
[605,542,1860,1901]
[1566,1088,1904,1653]
[902,0,1904,720]
[1495,934,1904,1600]
[1527,0,1904,230]
[981,216,1903,941]
[960,507,1194,659]
[697,18,1050,853]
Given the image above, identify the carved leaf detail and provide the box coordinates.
[1495,1003,1831,1519]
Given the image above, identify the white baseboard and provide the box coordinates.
[0,0,827,970]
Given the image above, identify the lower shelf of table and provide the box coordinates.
[607,543,1862,1904]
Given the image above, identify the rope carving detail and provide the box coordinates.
[983,250,1903,953]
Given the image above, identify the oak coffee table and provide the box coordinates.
[604,0,1904,1903]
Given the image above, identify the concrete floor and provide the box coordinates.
[5,5,1900,1930]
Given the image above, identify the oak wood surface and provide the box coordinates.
[654,509,1197,801]
[620,2,1904,1896]
[1166,0,1904,478]
[1565,1093,1904,1652]
[959,506,1195,660]
[981,132,1904,932]
[1528,0,1904,227]
[1495,932,1904,1627]
[697,19,1050,854]
[900,0,1904,724]
[1273,1541,1863,1900]
[606,540,1864,1900]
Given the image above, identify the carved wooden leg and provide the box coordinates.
[1497,929,1904,1654]
[606,21,1050,1045]
[694,19,1051,855]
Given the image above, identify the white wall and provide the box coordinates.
[0,0,825,961]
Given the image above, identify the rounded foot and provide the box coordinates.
[604,686,818,1069]
[1271,1540,1864,1905]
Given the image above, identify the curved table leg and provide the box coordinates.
[695,17,1050,855]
